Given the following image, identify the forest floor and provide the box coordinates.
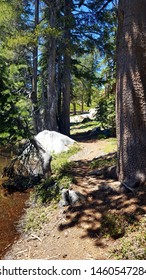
[4,133,146,260]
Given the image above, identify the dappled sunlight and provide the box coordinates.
[58,153,146,250]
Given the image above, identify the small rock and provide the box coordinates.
[64,232,68,238]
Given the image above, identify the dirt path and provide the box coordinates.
[4,139,146,260]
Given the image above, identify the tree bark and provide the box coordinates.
[116,0,146,187]
[46,5,58,131]
[60,0,72,136]
[31,0,42,134]
[61,52,71,135]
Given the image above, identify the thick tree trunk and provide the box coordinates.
[61,52,71,135]
[56,57,63,130]
[60,0,72,136]
[116,0,146,187]
[31,0,42,134]
[46,7,58,131]
[44,0,64,132]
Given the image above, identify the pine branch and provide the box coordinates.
[97,0,113,14]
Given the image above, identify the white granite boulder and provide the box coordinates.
[4,131,75,178]
[22,130,75,177]
[35,130,75,154]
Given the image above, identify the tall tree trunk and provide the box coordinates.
[116,0,146,187]
[81,93,84,113]
[56,56,63,130]
[60,0,72,136]
[87,83,92,107]
[31,0,41,134]
[46,6,58,131]
[73,103,76,115]
[61,52,71,135]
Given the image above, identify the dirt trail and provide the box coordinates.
[4,139,146,260]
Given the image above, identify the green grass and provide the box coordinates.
[51,143,80,175]
[95,212,146,260]
[32,143,80,203]
[89,138,117,170]
[23,204,51,234]
[101,213,126,239]
[70,103,91,113]
[70,120,100,135]
[90,156,117,170]
[102,138,117,154]
[23,143,80,234]
[110,216,146,259]
[22,124,117,235]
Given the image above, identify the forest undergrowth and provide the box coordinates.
[4,121,146,260]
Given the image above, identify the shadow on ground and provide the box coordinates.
[71,124,115,142]
[58,155,146,247]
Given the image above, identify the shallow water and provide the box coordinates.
[0,154,29,259]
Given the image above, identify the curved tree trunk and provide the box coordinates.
[116,0,146,187]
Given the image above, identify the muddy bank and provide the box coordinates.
[0,181,30,259]
[0,151,30,259]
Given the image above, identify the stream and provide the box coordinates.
[0,153,30,259]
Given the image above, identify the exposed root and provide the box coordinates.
[89,165,118,180]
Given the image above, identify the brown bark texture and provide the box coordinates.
[46,4,58,131]
[31,0,42,134]
[60,0,72,136]
[116,0,146,187]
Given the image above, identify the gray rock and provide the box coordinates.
[35,130,75,154]
[59,188,85,207]
[3,130,75,178]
